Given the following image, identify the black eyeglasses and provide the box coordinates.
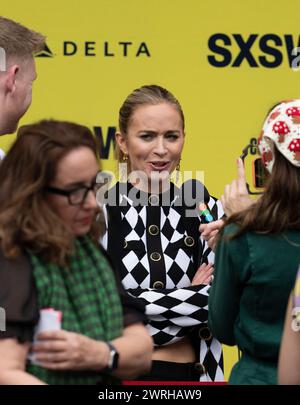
[45,177,101,206]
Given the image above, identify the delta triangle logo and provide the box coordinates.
[35,43,54,58]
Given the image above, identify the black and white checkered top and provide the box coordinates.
[102,181,224,381]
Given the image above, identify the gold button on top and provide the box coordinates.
[184,235,195,247]
[123,240,128,249]
[150,252,161,262]
[148,224,159,236]
[148,194,159,206]
[198,326,212,341]
[194,362,206,375]
[153,281,164,289]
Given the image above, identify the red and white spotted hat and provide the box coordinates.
[258,100,300,172]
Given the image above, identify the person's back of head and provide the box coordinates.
[0,16,45,65]
[0,17,45,135]
[226,100,300,236]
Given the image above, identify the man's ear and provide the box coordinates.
[5,64,19,93]
[115,131,128,155]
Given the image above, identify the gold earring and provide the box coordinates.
[120,153,129,182]
[176,158,181,183]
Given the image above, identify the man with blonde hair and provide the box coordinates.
[0,16,45,135]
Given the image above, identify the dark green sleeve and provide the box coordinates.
[208,224,251,345]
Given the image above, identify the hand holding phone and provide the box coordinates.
[240,143,268,195]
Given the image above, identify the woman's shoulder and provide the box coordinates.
[0,249,39,342]
[223,223,241,236]
[0,249,32,279]
[102,182,119,206]
[220,223,251,257]
[103,181,133,207]
[0,249,35,301]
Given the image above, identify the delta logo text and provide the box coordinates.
[36,41,150,58]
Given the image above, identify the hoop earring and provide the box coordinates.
[120,154,129,182]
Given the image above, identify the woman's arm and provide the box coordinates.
[129,284,210,325]
[208,225,250,346]
[112,323,153,379]
[0,338,45,384]
[278,294,300,384]
[125,197,224,344]
[33,323,153,379]
[125,284,211,347]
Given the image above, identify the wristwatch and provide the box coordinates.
[104,342,119,373]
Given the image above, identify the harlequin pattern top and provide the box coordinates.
[102,181,224,381]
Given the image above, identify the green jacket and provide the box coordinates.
[208,224,300,385]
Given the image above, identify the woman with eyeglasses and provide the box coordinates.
[208,100,300,384]
[0,120,152,385]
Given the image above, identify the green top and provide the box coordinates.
[208,224,300,385]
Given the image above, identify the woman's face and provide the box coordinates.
[117,103,184,184]
[46,146,99,237]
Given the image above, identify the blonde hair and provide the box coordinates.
[0,16,45,61]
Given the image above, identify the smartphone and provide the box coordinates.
[240,143,268,195]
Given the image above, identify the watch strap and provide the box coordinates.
[104,341,119,373]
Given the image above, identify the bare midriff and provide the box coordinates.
[152,336,196,363]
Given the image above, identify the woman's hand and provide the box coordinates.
[221,158,254,217]
[199,219,224,251]
[32,330,109,371]
[191,263,214,285]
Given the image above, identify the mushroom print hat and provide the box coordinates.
[258,100,300,173]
